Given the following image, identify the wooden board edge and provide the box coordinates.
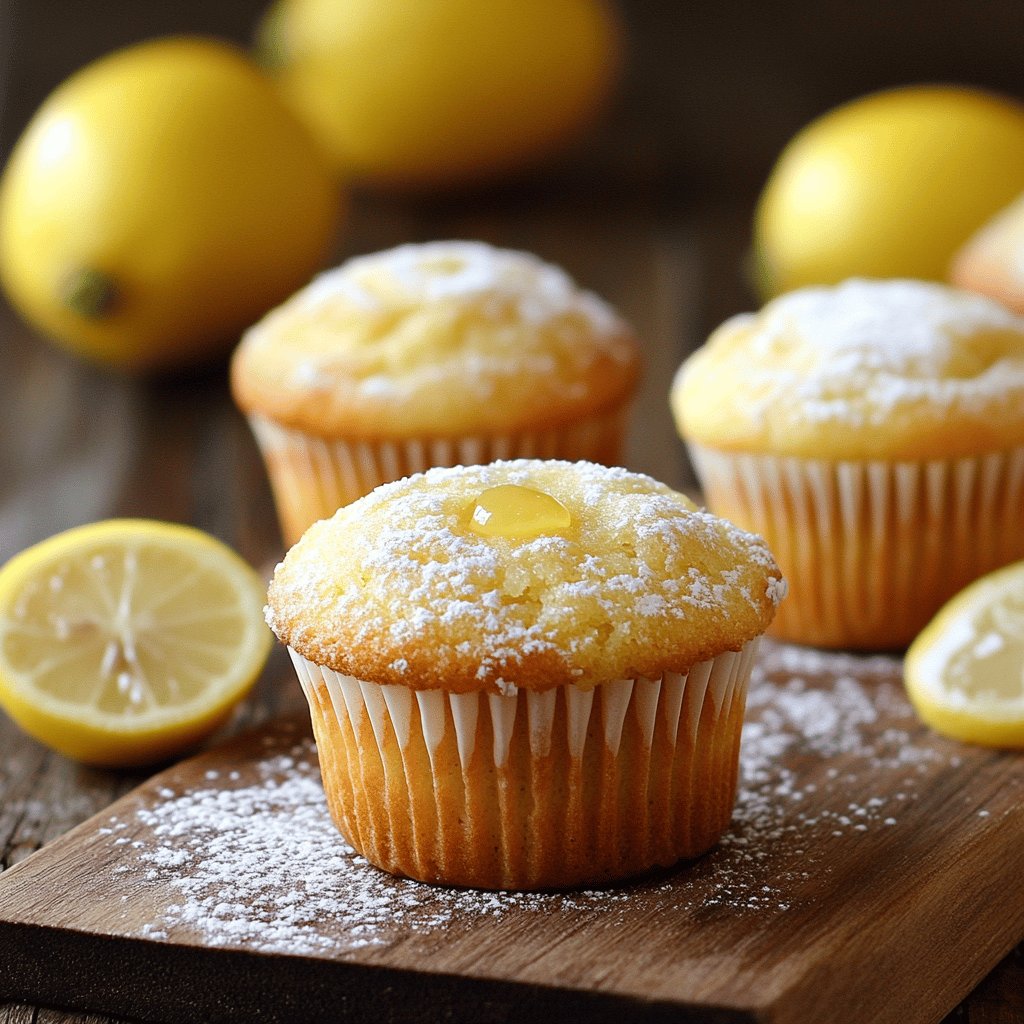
[765,819,1024,1024]
[0,918,757,1024]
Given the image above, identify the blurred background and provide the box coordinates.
[5,2,1024,189]
[1,0,1023,559]
[5,1,1023,287]
[1,10,1023,1020]
[5,2,1024,181]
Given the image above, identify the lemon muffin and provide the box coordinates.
[671,278,1024,650]
[951,193,1024,314]
[266,459,784,890]
[231,241,641,545]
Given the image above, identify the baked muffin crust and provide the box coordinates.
[232,241,640,438]
[266,460,783,692]
[672,278,1024,460]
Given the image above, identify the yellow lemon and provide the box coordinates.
[905,560,1024,749]
[0,520,272,767]
[255,0,622,189]
[0,37,343,373]
[753,86,1024,298]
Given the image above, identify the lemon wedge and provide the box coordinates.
[0,520,272,766]
[905,560,1024,748]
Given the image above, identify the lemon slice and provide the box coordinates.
[0,520,272,766]
[905,560,1024,748]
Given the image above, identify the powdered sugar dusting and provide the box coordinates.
[266,460,784,689]
[96,642,977,952]
[301,241,625,337]
[675,278,1024,461]
[737,278,1024,427]
[235,242,639,435]
[109,729,635,955]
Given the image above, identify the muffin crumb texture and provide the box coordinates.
[267,460,783,691]
[673,278,1024,460]
[232,241,640,438]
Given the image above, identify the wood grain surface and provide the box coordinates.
[1,646,1022,1024]
[2,2,1024,1022]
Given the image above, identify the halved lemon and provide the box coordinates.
[0,520,272,766]
[905,560,1024,748]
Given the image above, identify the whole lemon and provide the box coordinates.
[256,0,622,189]
[753,85,1024,298]
[0,37,343,373]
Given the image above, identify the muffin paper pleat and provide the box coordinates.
[689,444,1024,649]
[287,641,757,891]
[249,411,628,545]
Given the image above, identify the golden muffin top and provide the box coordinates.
[231,241,640,438]
[672,278,1024,460]
[951,193,1024,315]
[266,460,784,692]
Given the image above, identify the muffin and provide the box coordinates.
[266,459,784,890]
[671,278,1024,650]
[231,241,641,545]
[951,192,1024,314]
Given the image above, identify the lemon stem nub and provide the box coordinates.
[62,268,118,319]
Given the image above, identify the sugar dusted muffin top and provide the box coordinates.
[672,278,1024,460]
[231,241,640,438]
[266,460,784,692]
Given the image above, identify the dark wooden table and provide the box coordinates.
[1,2,1022,1021]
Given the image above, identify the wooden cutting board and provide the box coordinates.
[0,640,1021,1024]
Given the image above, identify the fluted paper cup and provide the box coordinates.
[288,639,758,891]
[688,444,1024,650]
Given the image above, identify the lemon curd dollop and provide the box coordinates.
[469,484,572,539]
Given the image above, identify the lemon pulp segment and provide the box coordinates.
[0,520,271,765]
[905,560,1024,748]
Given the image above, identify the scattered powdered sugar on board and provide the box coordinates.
[99,642,965,955]
[105,735,635,956]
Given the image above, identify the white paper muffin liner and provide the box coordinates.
[248,411,628,546]
[288,639,758,890]
[688,443,1024,649]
